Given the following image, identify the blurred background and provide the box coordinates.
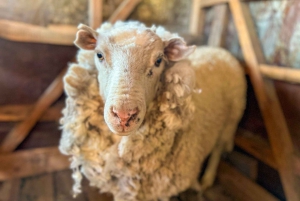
[0,0,300,201]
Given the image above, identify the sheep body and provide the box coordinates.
[59,21,246,201]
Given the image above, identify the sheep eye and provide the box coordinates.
[97,53,104,61]
[155,57,162,67]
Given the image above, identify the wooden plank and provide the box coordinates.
[108,0,141,24]
[201,0,229,8]
[227,150,258,180]
[0,147,69,181]
[0,20,76,45]
[89,0,103,29]
[189,0,206,36]
[0,179,20,201]
[229,1,300,200]
[0,103,63,122]
[19,174,54,201]
[235,129,277,170]
[208,4,229,47]
[218,161,280,201]
[260,64,300,84]
[0,67,66,153]
[54,169,87,201]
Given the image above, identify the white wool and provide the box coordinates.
[59,21,246,201]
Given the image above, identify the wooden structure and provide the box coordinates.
[0,0,300,200]
[190,0,300,200]
[0,0,141,179]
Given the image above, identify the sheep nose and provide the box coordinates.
[112,107,138,127]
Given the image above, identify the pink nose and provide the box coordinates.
[112,107,138,127]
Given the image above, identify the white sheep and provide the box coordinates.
[59,21,246,201]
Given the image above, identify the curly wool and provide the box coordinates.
[59,21,246,201]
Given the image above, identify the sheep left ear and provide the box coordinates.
[74,24,98,50]
[164,38,196,61]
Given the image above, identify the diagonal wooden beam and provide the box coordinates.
[0,67,67,153]
[229,0,300,200]
[0,147,68,181]
[108,0,141,24]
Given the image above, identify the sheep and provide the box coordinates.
[59,21,246,201]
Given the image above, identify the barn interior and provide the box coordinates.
[0,0,300,201]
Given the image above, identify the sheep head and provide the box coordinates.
[74,22,196,136]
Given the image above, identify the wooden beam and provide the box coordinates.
[218,161,280,201]
[108,0,141,24]
[19,174,54,201]
[0,179,20,201]
[235,129,277,169]
[0,20,76,45]
[230,1,300,200]
[89,0,103,29]
[0,67,67,153]
[0,103,63,122]
[208,4,229,47]
[189,0,206,36]
[0,147,69,181]
[260,64,300,84]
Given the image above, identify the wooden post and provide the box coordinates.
[208,4,229,47]
[229,0,300,200]
[89,0,103,29]
[189,0,205,36]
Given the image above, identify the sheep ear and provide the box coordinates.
[164,38,196,61]
[74,24,98,50]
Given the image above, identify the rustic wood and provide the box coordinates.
[260,64,300,84]
[89,0,103,29]
[0,20,76,45]
[208,4,229,47]
[0,103,63,122]
[0,68,66,153]
[294,153,300,177]
[229,0,300,200]
[0,179,20,201]
[218,161,280,201]
[227,150,258,180]
[108,0,141,24]
[189,0,206,36]
[235,129,277,169]
[0,147,69,181]
[19,174,54,201]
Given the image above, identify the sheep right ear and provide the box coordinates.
[74,24,98,50]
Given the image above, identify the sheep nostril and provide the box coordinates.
[112,107,139,123]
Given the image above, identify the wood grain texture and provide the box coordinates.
[230,0,300,200]
[0,68,66,153]
[0,147,69,181]
[0,179,20,201]
[0,20,76,45]
[218,161,280,201]
[108,0,141,24]
[189,0,206,36]
[19,174,54,201]
[201,0,229,8]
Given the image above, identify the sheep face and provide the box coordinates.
[74,23,195,136]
